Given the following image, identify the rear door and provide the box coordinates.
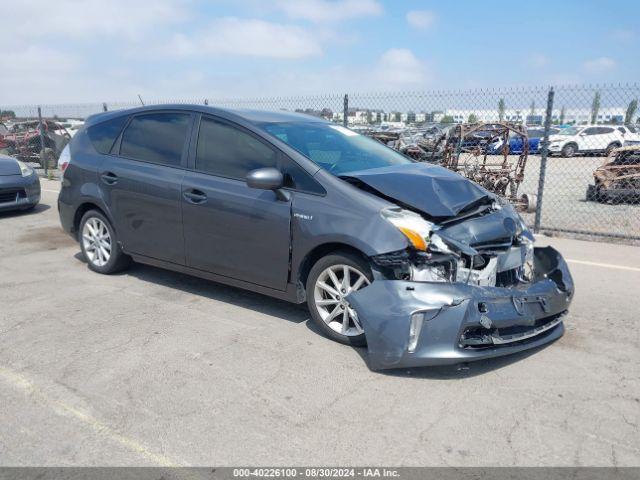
[100,111,193,264]
[181,115,292,290]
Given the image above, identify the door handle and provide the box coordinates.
[100,172,118,185]
[183,189,207,204]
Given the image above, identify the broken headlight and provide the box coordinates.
[381,207,434,252]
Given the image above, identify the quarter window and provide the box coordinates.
[120,113,190,167]
[87,115,128,154]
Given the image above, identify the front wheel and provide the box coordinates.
[306,252,373,346]
[561,143,577,157]
[79,210,131,274]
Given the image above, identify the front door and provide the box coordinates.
[101,111,192,264]
[181,116,291,290]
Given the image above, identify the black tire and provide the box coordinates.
[605,143,621,156]
[561,143,577,157]
[79,210,131,274]
[306,251,373,347]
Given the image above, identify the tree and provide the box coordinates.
[467,113,478,123]
[530,100,536,117]
[559,106,566,125]
[440,115,455,124]
[366,110,373,124]
[498,98,505,122]
[625,99,637,125]
[393,112,401,122]
[0,110,16,119]
[591,91,601,124]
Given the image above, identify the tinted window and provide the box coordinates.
[87,115,128,154]
[583,127,598,135]
[281,159,325,194]
[600,127,614,134]
[196,118,277,179]
[120,113,190,166]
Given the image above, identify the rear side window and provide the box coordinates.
[600,127,614,134]
[196,117,277,179]
[120,113,190,167]
[87,116,128,154]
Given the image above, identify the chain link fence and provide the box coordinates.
[1,85,638,245]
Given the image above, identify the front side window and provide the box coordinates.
[259,122,413,175]
[196,117,277,179]
[120,112,190,166]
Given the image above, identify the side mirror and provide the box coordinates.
[246,167,290,201]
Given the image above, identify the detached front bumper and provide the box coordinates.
[347,247,574,370]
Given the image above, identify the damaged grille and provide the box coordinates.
[459,313,565,349]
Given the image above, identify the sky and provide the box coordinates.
[1,0,637,105]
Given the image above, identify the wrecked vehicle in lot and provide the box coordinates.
[58,105,573,370]
[586,146,640,204]
[2,120,71,166]
[437,122,538,213]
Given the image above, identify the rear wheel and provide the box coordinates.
[306,252,373,346]
[79,210,130,274]
[605,143,621,156]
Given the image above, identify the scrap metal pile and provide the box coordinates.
[0,120,70,167]
[365,122,537,212]
[586,146,640,204]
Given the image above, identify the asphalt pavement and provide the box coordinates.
[0,179,638,466]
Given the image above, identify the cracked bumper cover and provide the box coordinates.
[347,246,574,370]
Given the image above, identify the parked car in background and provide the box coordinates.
[615,125,640,146]
[58,105,574,370]
[487,127,561,155]
[548,125,626,157]
[0,154,41,212]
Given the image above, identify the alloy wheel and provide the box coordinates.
[82,217,112,267]
[313,264,370,336]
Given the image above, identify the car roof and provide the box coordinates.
[84,104,328,128]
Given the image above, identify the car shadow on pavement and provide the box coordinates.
[0,202,51,218]
[115,260,310,325]
[351,341,556,379]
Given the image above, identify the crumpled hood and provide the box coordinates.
[341,162,491,218]
[0,156,20,176]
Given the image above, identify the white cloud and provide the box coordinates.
[583,57,616,73]
[374,48,429,87]
[3,0,189,41]
[528,53,549,68]
[406,10,436,30]
[275,0,382,23]
[168,17,323,59]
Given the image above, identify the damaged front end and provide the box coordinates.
[348,203,574,370]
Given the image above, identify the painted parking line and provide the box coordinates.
[0,366,185,467]
[566,259,640,273]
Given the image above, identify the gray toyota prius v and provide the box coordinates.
[58,105,574,370]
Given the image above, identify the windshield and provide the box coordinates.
[260,121,413,175]
[557,127,580,135]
